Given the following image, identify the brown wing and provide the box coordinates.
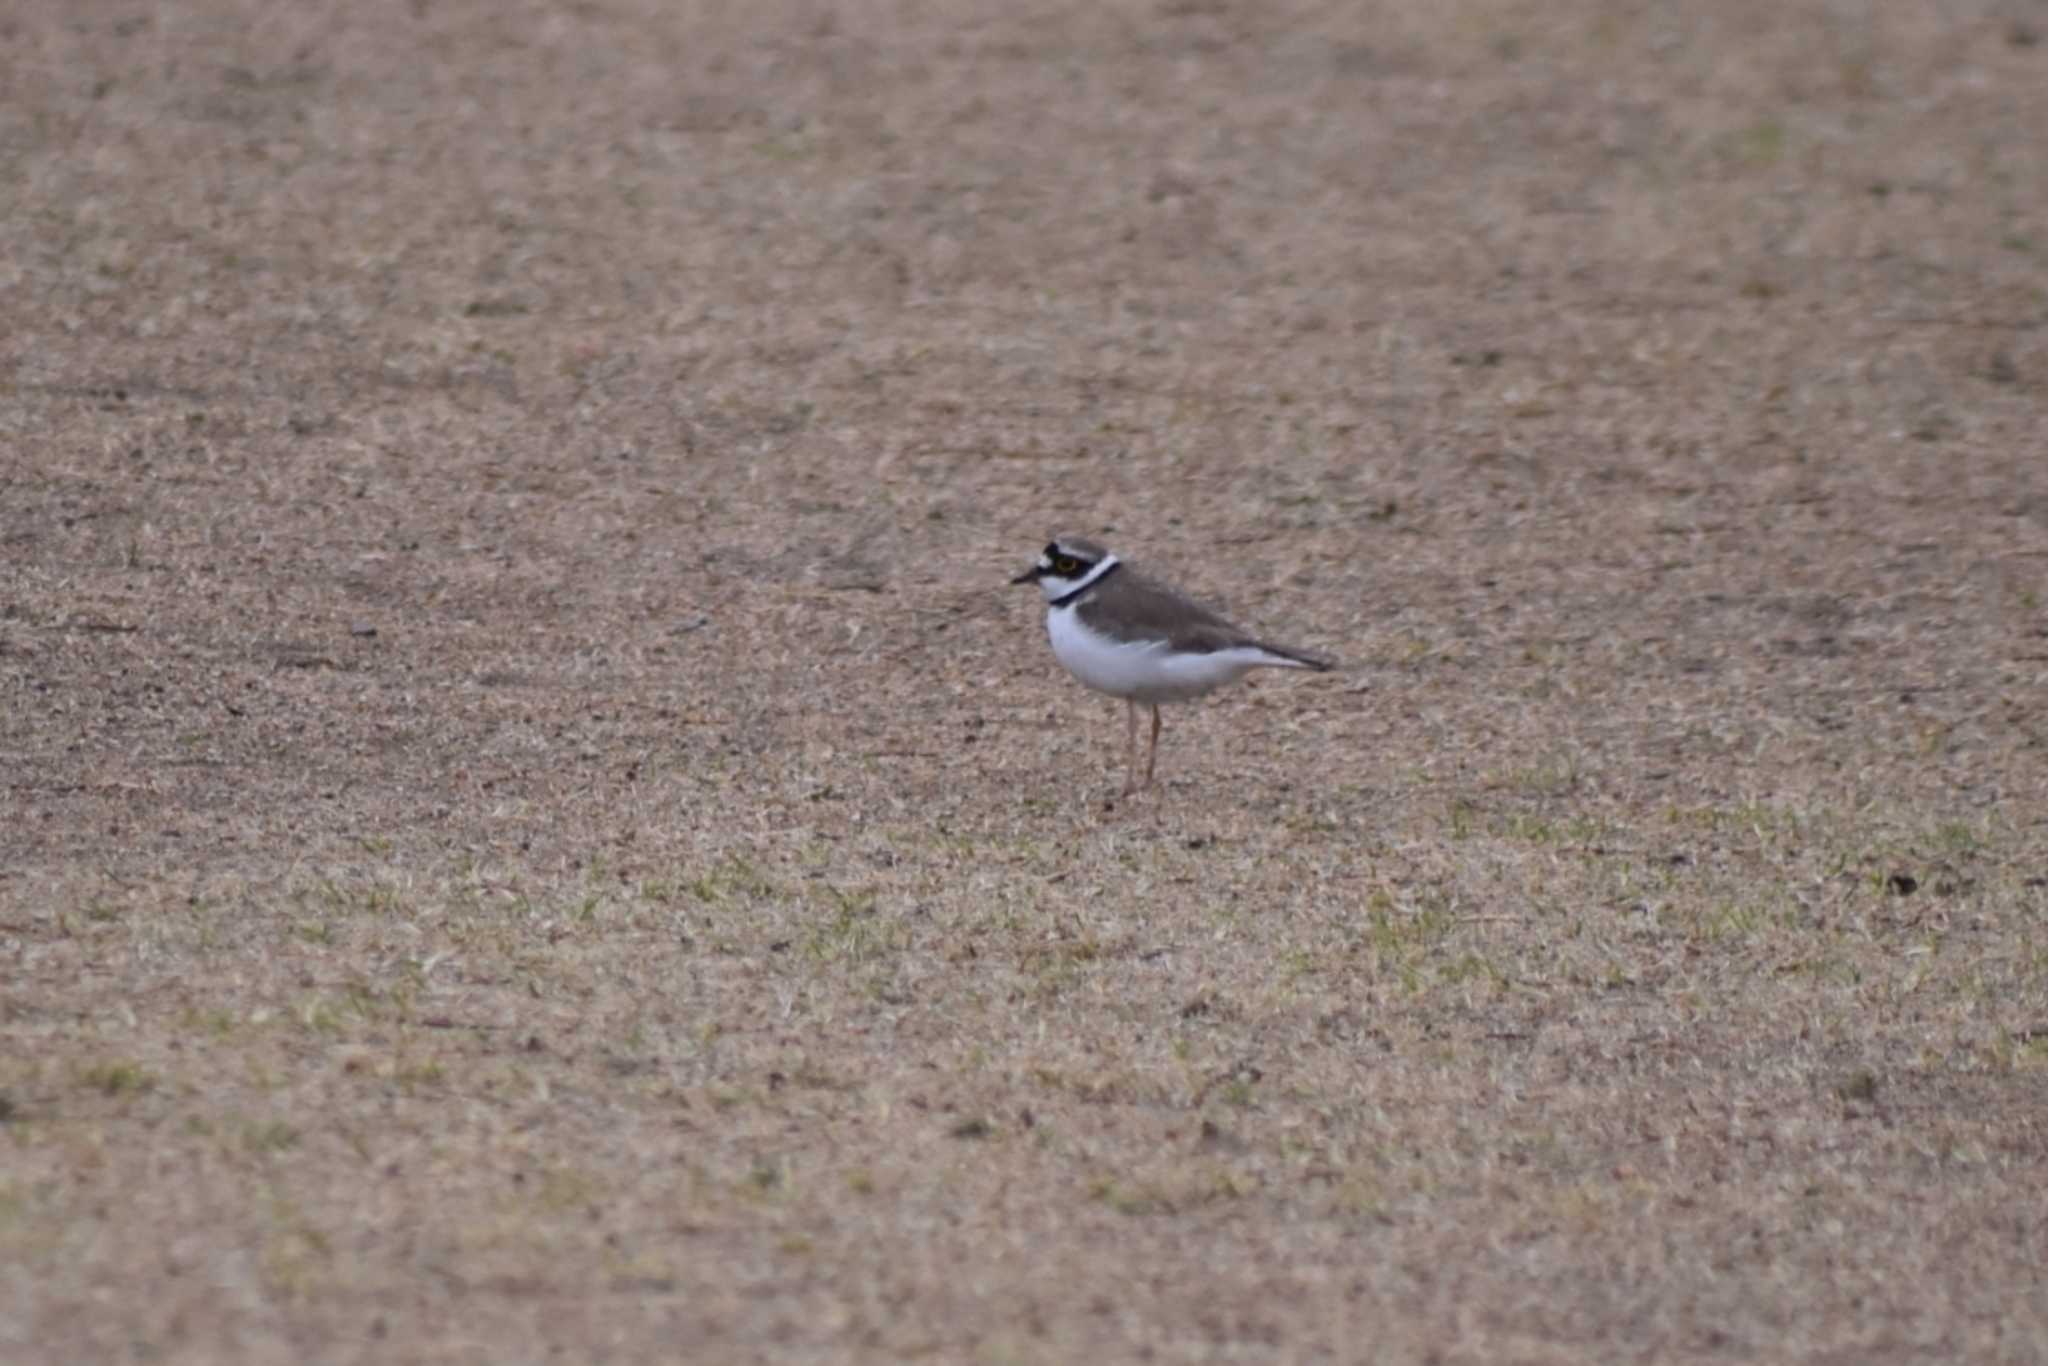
[1073,565,1245,651]
[1078,571,1257,652]
[1081,569,1336,669]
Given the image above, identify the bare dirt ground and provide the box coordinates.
[5,1,2048,1361]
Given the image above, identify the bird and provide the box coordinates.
[1011,535,1335,796]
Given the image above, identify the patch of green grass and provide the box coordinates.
[77,1060,154,1096]
[1278,947,1320,981]
[1028,1066,1068,1094]
[1439,952,1509,989]
[1360,897,1454,958]
[1930,821,1981,855]
[1664,799,1806,851]
[530,1166,606,1212]
[178,1007,240,1038]
[1202,1165,1257,1200]
[1665,896,1806,946]
[1782,954,1863,987]
[294,995,345,1035]
[395,1056,446,1090]
[260,1205,334,1299]
[1087,1177,1163,1216]
[686,855,780,907]
[1499,811,1557,843]
[1498,754,1581,798]
[1329,1175,1387,1219]
[804,887,907,966]
[303,874,404,918]
[741,1159,785,1198]
[1725,118,1787,167]
[243,1119,300,1155]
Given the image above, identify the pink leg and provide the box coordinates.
[1121,700,1140,795]
[1142,704,1162,789]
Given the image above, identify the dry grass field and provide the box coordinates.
[6,1,2048,1361]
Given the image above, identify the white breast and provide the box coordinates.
[1046,605,1273,703]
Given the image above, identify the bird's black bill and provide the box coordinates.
[1010,566,1043,584]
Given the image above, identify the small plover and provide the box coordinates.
[1012,535,1334,795]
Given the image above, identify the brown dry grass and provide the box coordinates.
[6,1,2048,1361]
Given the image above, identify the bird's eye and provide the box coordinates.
[1053,556,1080,575]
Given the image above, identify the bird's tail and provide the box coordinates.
[1253,641,1336,672]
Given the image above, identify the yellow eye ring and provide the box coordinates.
[1054,557,1080,575]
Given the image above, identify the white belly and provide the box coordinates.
[1046,606,1269,703]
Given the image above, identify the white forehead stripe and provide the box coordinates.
[1068,553,1119,592]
